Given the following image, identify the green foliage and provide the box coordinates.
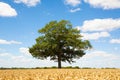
[101,67,116,69]
[65,66,72,68]
[82,67,92,69]
[74,66,80,69]
[51,66,57,68]
[29,20,92,68]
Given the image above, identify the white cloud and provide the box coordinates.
[83,50,118,59]
[84,0,120,9]
[81,32,110,40]
[70,8,80,12]
[0,52,57,68]
[0,52,33,65]
[0,53,12,57]
[78,50,120,68]
[0,39,22,45]
[19,47,30,56]
[0,2,17,17]
[75,26,81,30]
[64,0,81,7]
[11,55,33,63]
[0,50,120,68]
[80,18,120,32]
[14,0,40,7]
[110,39,120,44]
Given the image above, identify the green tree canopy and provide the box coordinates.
[29,20,92,68]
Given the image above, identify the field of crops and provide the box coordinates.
[0,69,120,80]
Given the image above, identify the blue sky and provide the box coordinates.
[0,0,120,68]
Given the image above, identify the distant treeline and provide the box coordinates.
[0,66,118,70]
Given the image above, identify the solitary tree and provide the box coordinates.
[29,20,92,68]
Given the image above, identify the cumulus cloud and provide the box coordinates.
[0,53,12,57]
[14,0,40,7]
[64,0,81,7]
[0,52,57,68]
[83,50,118,59]
[11,55,33,63]
[19,47,31,56]
[80,18,120,32]
[78,50,120,68]
[70,8,80,12]
[0,50,120,68]
[84,0,120,9]
[0,2,17,17]
[110,39,120,44]
[81,32,110,40]
[0,52,34,66]
[0,39,22,45]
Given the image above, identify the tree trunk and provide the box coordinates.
[58,53,61,68]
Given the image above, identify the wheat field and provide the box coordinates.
[0,69,120,80]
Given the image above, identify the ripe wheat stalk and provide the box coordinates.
[0,69,120,80]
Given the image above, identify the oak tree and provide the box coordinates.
[29,20,92,68]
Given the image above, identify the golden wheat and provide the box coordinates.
[0,69,120,80]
